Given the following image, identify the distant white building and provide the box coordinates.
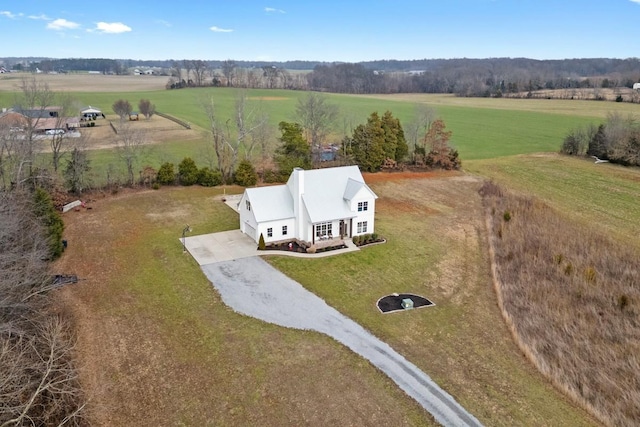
[633,82,640,91]
[238,166,377,246]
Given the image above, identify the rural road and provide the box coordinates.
[201,256,483,427]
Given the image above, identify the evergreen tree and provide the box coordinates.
[234,159,258,187]
[178,157,198,186]
[381,110,408,161]
[64,148,91,194]
[274,121,312,176]
[157,162,176,185]
[197,167,222,187]
[345,112,386,172]
[587,124,607,159]
[32,187,65,259]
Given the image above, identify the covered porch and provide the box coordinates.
[311,218,352,246]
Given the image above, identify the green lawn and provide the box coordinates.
[13,87,606,187]
[17,82,636,425]
[465,154,640,247]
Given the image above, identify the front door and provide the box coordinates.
[339,220,349,238]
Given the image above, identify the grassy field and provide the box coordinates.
[9,73,637,425]
[3,80,607,185]
[54,185,435,426]
[54,175,600,426]
[465,154,640,247]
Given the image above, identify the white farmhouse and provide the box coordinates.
[633,82,640,91]
[239,166,377,246]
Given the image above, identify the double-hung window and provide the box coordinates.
[282,225,288,236]
[357,201,368,212]
[267,227,273,238]
[357,221,368,233]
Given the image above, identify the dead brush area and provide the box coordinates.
[481,181,640,427]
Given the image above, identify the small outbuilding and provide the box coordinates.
[80,106,104,120]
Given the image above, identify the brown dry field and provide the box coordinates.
[76,115,204,150]
[0,72,168,92]
[52,172,598,426]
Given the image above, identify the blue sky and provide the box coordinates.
[2,1,640,62]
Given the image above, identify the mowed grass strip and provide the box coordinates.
[268,174,598,426]
[54,186,433,426]
[465,154,640,248]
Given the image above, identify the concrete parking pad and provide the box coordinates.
[183,230,258,264]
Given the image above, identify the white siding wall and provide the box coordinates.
[257,218,296,244]
[348,188,376,236]
[239,193,258,242]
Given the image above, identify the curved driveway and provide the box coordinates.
[201,256,483,427]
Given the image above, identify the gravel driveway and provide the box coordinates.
[201,256,483,427]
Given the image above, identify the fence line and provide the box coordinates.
[155,111,191,129]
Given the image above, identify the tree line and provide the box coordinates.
[561,113,640,166]
[9,56,639,98]
[0,188,85,426]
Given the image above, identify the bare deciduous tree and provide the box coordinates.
[204,92,267,183]
[138,99,156,120]
[221,59,237,87]
[112,99,132,121]
[406,105,436,163]
[295,92,338,148]
[191,60,208,87]
[114,122,147,186]
[0,191,85,427]
[49,92,75,172]
[182,59,193,86]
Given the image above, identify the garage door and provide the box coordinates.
[243,223,256,241]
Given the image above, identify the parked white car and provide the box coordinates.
[45,129,65,135]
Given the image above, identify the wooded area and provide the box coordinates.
[5,57,640,99]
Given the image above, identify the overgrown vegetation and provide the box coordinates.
[0,190,84,426]
[561,112,640,165]
[480,181,640,427]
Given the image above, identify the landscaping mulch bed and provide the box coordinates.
[377,293,435,313]
[263,241,347,254]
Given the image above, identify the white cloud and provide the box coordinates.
[0,11,22,19]
[94,22,132,34]
[47,18,80,30]
[265,7,286,14]
[156,19,172,27]
[630,0,640,3]
[28,14,50,20]
[209,26,233,33]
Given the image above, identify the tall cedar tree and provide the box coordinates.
[345,111,406,172]
[274,121,312,176]
[381,110,408,162]
[587,124,608,159]
[32,187,65,259]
